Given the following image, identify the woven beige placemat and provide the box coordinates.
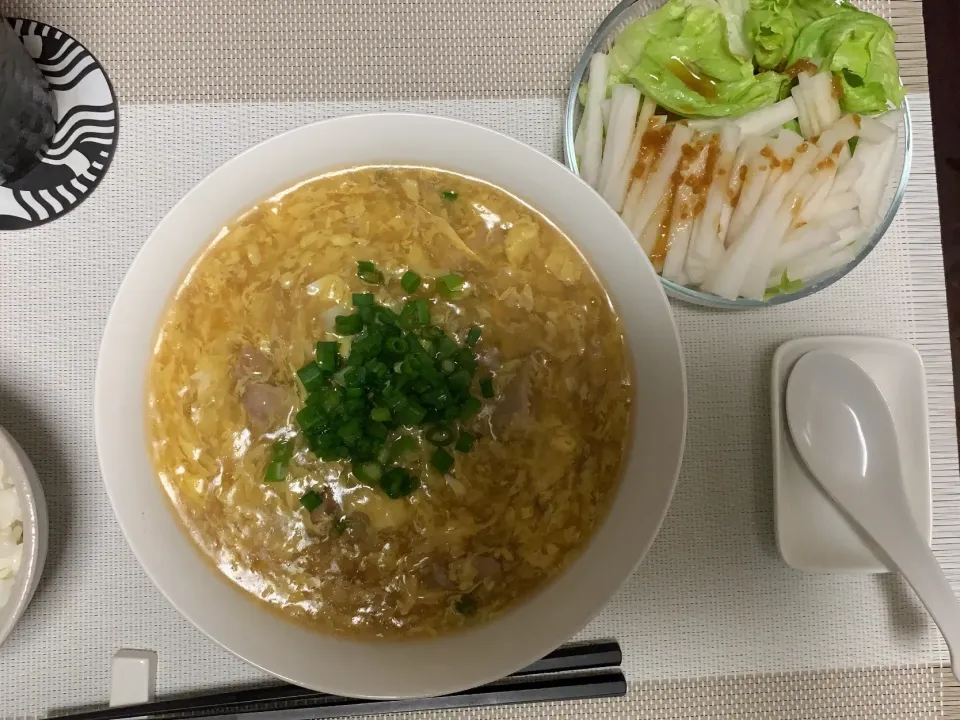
[0,0,929,103]
[0,0,948,718]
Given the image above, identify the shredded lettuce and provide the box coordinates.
[788,9,904,114]
[592,0,900,119]
[743,0,849,70]
[609,0,787,117]
[764,270,804,300]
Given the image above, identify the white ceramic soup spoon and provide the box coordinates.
[785,350,960,681]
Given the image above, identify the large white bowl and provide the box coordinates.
[95,113,686,698]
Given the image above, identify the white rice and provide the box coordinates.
[0,458,23,609]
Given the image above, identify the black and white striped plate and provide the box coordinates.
[0,19,118,230]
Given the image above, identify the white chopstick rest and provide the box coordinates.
[109,649,157,707]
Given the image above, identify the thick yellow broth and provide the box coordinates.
[147,166,631,638]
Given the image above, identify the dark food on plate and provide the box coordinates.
[147,166,632,638]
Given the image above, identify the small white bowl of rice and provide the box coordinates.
[0,424,47,646]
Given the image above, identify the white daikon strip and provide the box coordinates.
[727,148,772,241]
[662,142,711,280]
[662,185,697,283]
[574,116,586,160]
[687,118,725,132]
[719,204,732,246]
[728,136,764,204]
[762,131,805,196]
[878,107,905,131]
[818,190,859,218]
[834,225,863,249]
[824,208,862,231]
[622,122,663,228]
[735,97,799,137]
[796,165,837,225]
[686,123,740,283]
[607,100,659,213]
[786,245,856,283]
[792,76,820,139]
[775,224,840,266]
[599,85,642,205]
[817,114,862,154]
[640,193,671,258]
[852,135,896,225]
[598,91,624,188]
[791,175,816,212]
[621,178,644,229]
[833,158,864,194]
[740,201,795,299]
[601,99,612,130]
[627,124,693,241]
[705,135,819,299]
[838,141,851,165]
[581,53,609,187]
[637,97,658,136]
[858,115,894,144]
[812,72,842,130]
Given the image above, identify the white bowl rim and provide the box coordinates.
[0,425,48,647]
[95,112,687,698]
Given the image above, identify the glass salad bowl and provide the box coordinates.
[563,0,912,309]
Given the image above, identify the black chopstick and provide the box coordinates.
[186,670,626,720]
[52,640,623,720]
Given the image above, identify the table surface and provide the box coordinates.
[0,0,956,718]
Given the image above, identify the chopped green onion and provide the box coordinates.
[376,306,399,325]
[297,361,327,392]
[272,440,294,461]
[441,190,458,201]
[300,490,322,511]
[435,336,459,359]
[421,387,452,408]
[315,341,339,372]
[317,387,342,412]
[264,460,288,482]
[455,348,478,373]
[395,402,428,427]
[385,337,409,354]
[353,461,383,485]
[465,326,482,347]
[365,420,389,441]
[448,369,472,391]
[460,396,482,420]
[370,407,391,422]
[413,298,430,326]
[431,447,455,474]
[401,270,422,294]
[296,405,325,433]
[425,425,454,446]
[333,516,348,533]
[357,260,384,284]
[335,313,364,335]
[352,292,376,307]
[479,376,495,399]
[455,595,477,614]
[455,431,475,453]
[401,356,423,376]
[440,358,456,374]
[389,435,418,460]
[380,467,420,499]
[338,417,363,444]
[437,274,464,298]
